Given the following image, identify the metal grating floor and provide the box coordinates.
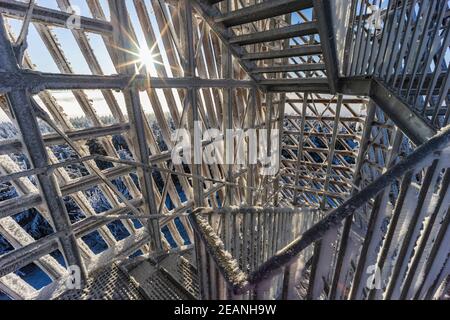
[158,254,200,299]
[56,263,147,300]
[54,253,199,300]
[128,254,199,300]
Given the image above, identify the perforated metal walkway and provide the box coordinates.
[56,254,199,300]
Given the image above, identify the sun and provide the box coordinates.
[139,46,156,70]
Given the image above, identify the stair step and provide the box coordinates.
[159,254,200,299]
[129,260,195,300]
[242,45,322,60]
[262,78,330,93]
[251,63,326,74]
[127,254,199,300]
[260,78,329,86]
[230,22,318,46]
[215,0,314,27]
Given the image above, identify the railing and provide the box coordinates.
[345,0,450,129]
[191,125,450,299]
[189,206,319,299]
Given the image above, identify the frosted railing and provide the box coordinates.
[189,206,317,299]
[344,0,450,129]
[190,125,450,299]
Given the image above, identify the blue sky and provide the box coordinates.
[2,0,182,121]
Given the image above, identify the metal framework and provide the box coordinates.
[0,0,448,300]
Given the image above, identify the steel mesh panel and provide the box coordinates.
[56,263,146,300]
[158,254,199,299]
[142,271,189,300]
[127,255,199,300]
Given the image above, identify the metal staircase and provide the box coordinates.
[55,253,200,300]
[192,0,336,92]
[343,0,449,131]
[0,0,449,301]
[189,127,450,300]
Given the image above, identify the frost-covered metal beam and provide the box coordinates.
[215,0,314,27]
[369,79,436,145]
[108,0,162,251]
[0,123,129,155]
[241,45,322,60]
[0,71,255,93]
[229,22,318,46]
[244,124,450,290]
[0,194,42,219]
[0,0,112,35]
[0,15,86,280]
[267,82,331,93]
[251,63,326,74]
[312,0,339,93]
[0,234,61,278]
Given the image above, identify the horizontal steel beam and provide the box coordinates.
[0,71,256,94]
[282,145,357,156]
[242,45,322,60]
[0,123,130,155]
[229,22,318,45]
[0,194,42,219]
[0,234,61,278]
[285,115,364,122]
[60,165,134,196]
[73,199,144,239]
[215,0,314,27]
[284,130,359,139]
[268,86,330,93]
[0,0,112,35]
[338,74,449,96]
[260,78,329,86]
[285,98,366,104]
[283,184,346,198]
[252,63,326,74]
[266,83,330,93]
[282,159,354,172]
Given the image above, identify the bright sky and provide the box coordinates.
[2,0,180,121]
[0,1,363,123]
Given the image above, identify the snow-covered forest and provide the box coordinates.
[0,114,180,299]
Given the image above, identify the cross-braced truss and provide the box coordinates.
[0,0,448,300]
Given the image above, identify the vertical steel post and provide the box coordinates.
[108,1,162,251]
[0,15,85,279]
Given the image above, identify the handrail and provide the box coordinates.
[209,205,320,215]
[238,125,450,293]
[344,0,450,129]
[189,206,313,296]
[189,209,249,294]
[190,125,449,297]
